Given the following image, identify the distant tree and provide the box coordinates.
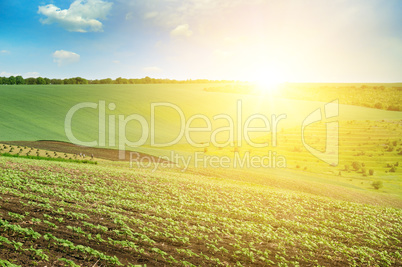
[25,77,37,85]
[387,105,399,111]
[100,78,112,84]
[8,76,16,85]
[115,77,128,84]
[63,78,77,84]
[2,76,238,85]
[374,102,383,109]
[371,181,383,190]
[36,77,46,85]
[144,76,152,84]
[15,76,25,85]
[352,161,361,171]
[74,77,88,84]
[50,79,63,84]
[90,79,100,84]
[69,78,77,84]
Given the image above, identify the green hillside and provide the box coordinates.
[1,84,401,196]
[1,84,400,144]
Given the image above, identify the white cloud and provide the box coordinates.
[0,71,41,78]
[24,72,40,78]
[38,0,113,32]
[170,24,193,37]
[143,66,162,73]
[112,60,120,64]
[52,50,80,66]
[0,50,10,54]
[0,71,20,77]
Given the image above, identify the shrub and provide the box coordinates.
[387,146,394,152]
[371,181,383,190]
[389,166,396,173]
[374,102,383,109]
[352,161,361,171]
[369,169,374,176]
[387,105,400,111]
[344,164,350,171]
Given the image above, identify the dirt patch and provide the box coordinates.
[0,140,171,163]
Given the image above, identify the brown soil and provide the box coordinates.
[1,140,171,163]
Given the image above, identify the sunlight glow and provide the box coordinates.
[249,66,286,94]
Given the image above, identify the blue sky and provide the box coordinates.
[0,0,401,82]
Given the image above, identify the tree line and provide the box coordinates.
[0,76,233,85]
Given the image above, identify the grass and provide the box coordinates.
[204,83,402,111]
[276,83,402,111]
[1,84,400,171]
[0,83,401,194]
[0,156,401,266]
[0,84,400,145]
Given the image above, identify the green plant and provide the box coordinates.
[371,181,383,190]
[352,162,361,171]
[0,259,21,267]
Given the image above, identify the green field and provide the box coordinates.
[1,84,401,191]
[0,84,401,266]
[0,84,400,143]
[0,157,401,266]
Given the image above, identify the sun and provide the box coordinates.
[249,66,286,94]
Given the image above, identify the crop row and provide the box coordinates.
[0,157,401,266]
